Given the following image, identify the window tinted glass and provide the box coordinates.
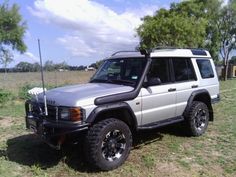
[148,58,170,84]
[196,59,214,78]
[173,58,196,82]
[91,58,147,86]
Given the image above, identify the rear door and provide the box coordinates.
[172,58,198,116]
[141,58,176,125]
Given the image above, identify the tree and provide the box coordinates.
[16,61,40,72]
[230,56,236,64]
[95,60,104,69]
[0,1,27,75]
[44,60,54,71]
[54,61,69,70]
[137,0,236,80]
[217,0,236,80]
[0,47,13,78]
[137,1,208,49]
[0,1,27,52]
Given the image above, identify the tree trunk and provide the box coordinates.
[3,63,7,82]
[223,64,227,81]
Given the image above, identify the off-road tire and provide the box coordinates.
[185,101,209,136]
[84,118,132,171]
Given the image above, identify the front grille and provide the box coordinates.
[31,103,58,120]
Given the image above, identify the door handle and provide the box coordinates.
[191,85,198,88]
[168,88,176,92]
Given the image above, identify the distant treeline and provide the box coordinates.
[0,60,102,73]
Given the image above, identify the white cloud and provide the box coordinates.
[9,52,39,67]
[24,52,39,62]
[28,0,157,59]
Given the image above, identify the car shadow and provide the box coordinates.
[2,122,187,172]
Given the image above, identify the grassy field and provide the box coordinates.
[0,71,94,92]
[0,72,236,177]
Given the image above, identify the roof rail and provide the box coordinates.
[111,50,139,56]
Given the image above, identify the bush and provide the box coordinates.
[0,89,14,105]
[18,84,36,100]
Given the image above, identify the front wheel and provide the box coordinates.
[84,118,132,171]
[185,101,209,136]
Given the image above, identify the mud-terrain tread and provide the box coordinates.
[185,101,209,136]
[84,118,132,171]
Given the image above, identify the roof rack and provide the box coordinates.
[152,46,208,56]
[152,46,180,50]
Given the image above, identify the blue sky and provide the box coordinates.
[4,0,180,67]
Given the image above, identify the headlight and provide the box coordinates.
[60,108,70,120]
[60,107,84,122]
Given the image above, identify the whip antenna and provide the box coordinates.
[38,39,48,116]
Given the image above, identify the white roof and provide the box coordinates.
[151,49,211,58]
[109,48,211,59]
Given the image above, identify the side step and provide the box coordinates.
[137,116,184,130]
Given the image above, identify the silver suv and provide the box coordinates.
[25,48,220,171]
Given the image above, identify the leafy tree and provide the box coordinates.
[230,56,236,64]
[0,47,13,78]
[89,63,97,69]
[44,60,54,71]
[217,0,236,80]
[204,0,222,62]
[16,61,32,72]
[0,1,27,76]
[32,62,40,72]
[137,0,236,80]
[0,1,27,52]
[16,61,40,72]
[137,2,207,49]
[54,61,69,70]
[95,60,104,69]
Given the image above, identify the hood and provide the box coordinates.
[37,83,133,107]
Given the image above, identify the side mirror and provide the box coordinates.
[145,77,162,87]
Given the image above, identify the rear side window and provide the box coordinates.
[196,59,214,78]
[172,58,196,82]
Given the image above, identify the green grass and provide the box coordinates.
[0,79,236,176]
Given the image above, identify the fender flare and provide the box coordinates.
[184,89,213,121]
[86,102,138,128]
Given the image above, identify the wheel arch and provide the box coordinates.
[86,102,138,131]
[184,89,213,121]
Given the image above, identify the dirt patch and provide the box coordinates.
[155,162,190,177]
[0,117,14,128]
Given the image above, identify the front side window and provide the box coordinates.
[196,59,214,78]
[172,58,196,82]
[90,58,147,86]
[147,58,170,84]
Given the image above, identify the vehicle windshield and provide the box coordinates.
[90,58,147,86]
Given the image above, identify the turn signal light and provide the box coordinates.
[70,108,82,121]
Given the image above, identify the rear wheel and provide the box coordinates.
[185,101,209,136]
[84,118,132,171]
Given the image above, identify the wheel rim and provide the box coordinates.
[194,108,207,131]
[101,129,126,162]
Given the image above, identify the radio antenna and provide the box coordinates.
[38,39,48,116]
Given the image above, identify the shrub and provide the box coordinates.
[18,84,36,100]
[0,89,14,105]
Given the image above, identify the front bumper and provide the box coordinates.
[25,101,89,149]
